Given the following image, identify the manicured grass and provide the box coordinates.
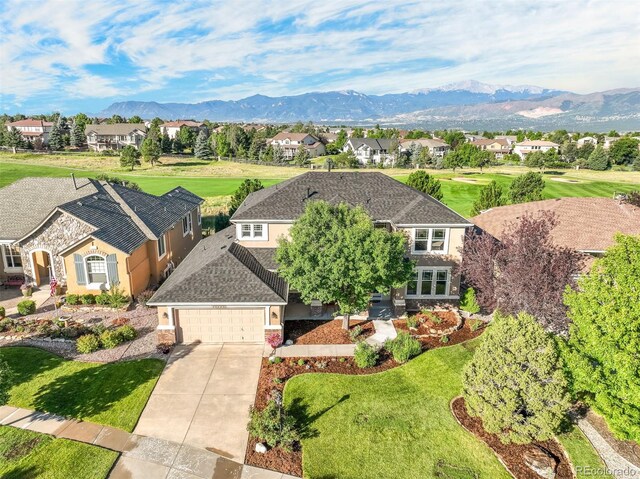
[558,426,614,478]
[0,426,118,479]
[0,347,163,431]
[284,339,511,479]
[285,339,609,479]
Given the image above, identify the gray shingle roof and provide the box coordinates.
[148,227,288,305]
[231,172,470,225]
[0,178,98,241]
[348,138,395,151]
[246,248,279,270]
[84,123,146,135]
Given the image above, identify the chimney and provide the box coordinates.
[71,173,77,190]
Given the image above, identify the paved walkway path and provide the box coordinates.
[578,417,640,479]
[366,319,397,346]
[0,405,298,478]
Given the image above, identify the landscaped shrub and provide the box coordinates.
[348,325,363,342]
[266,333,282,352]
[0,306,5,318]
[99,329,124,349]
[385,331,422,363]
[440,335,449,344]
[247,391,300,451]
[116,324,137,342]
[406,316,419,329]
[80,294,96,305]
[460,288,481,314]
[354,341,379,368]
[470,319,483,332]
[95,293,110,306]
[270,356,283,364]
[91,324,107,336]
[105,287,129,309]
[17,300,36,316]
[137,289,154,307]
[76,334,100,354]
[65,294,80,305]
[297,359,306,366]
[0,318,15,332]
[61,326,83,339]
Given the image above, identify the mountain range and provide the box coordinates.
[99,81,640,131]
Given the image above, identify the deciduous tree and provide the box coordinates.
[609,136,640,165]
[463,312,569,444]
[405,170,443,200]
[276,201,414,329]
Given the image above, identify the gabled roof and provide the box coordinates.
[347,138,395,151]
[161,120,203,128]
[470,138,509,147]
[147,227,288,305]
[471,197,640,252]
[271,132,317,142]
[84,123,146,136]
[7,119,53,127]
[516,140,559,147]
[231,172,470,226]
[400,138,448,148]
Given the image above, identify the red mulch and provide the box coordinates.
[451,397,574,479]
[284,319,374,344]
[419,318,484,348]
[395,310,459,335]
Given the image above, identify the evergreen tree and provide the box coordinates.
[405,170,443,200]
[293,145,310,166]
[171,137,184,154]
[229,179,264,217]
[70,120,86,147]
[48,117,65,151]
[140,138,161,166]
[564,235,640,442]
[5,127,24,153]
[120,145,141,171]
[470,180,506,216]
[194,129,212,160]
[161,133,172,153]
[586,145,610,170]
[463,312,569,444]
[508,172,545,204]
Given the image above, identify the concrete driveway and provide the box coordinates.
[134,343,263,462]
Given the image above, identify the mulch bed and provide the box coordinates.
[395,310,460,336]
[451,397,574,479]
[396,316,484,348]
[284,319,374,345]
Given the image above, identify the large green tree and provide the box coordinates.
[508,171,545,204]
[140,138,161,166]
[5,127,23,153]
[470,180,506,216]
[120,145,141,171]
[463,312,569,444]
[194,129,212,160]
[70,120,85,147]
[564,234,640,442]
[609,137,640,165]
[228,179,264,217]
[293,145,310,166]
[276,201,414,329]
[48,117,65,151]
[405,170,443,201]
[586,145,610,170]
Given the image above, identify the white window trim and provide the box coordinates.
[405,266,453,299]
[1,244,24,273]
[157,234,167,260]
[84,254,109,290]
[235,223,269,241]
[182,212,193,237]
[196,206,201,226]
[411,228,450,255]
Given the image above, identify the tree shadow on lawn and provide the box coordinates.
[288,394,350,440]
[30,360,160,426]
[2,347,66,390]
[2,464,41,479]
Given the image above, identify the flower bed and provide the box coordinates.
[284,319,374,345]
[395,309,463,338]
[451,397,574,479]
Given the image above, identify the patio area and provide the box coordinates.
[0,287,50,316]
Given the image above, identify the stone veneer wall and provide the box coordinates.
[20,211,95,285]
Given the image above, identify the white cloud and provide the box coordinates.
[0,0,638,110]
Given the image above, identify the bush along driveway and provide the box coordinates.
[0,346,164,431]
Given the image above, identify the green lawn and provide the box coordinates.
[0,347,164,431]
[0,426,117,479]
[285,339,608,479]
[558,426,613,479]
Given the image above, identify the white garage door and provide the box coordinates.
[176,308,265,343]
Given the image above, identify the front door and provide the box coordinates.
[32,251,53,286]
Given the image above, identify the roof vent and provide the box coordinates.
[77,201,82,206]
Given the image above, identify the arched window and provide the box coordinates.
[85,255,108,284]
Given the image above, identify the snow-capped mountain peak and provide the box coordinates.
[413,80,546,95]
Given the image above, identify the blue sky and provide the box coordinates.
[1,0,639,114]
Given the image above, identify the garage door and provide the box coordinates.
[176,308,265,343]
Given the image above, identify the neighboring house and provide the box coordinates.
[343,138,398,165]
[513,140,559,159]
[603,136,620,150]
[471,197,640,264]
[400,138,450,158]
[495,135,518,146]
[160,120,204,139]
[0,177,203,298]
[148,172,472,344]
[85,124,147,151]
[576,136,598,148]
[469,138,511,158]
[6,119,54,144]
[269,132,326,159]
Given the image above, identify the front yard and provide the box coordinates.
[0,426,118,479]
[0,346,163,431]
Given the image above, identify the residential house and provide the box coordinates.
[471,197,640,266]
[0,177,203,298]
[469,138,512,159]
[269,132,326,159]
[85,124,147,151]
[343,138,398,165]
[160,120,205,140]
[513,140,559,159]
[603,137,620,150]
[148,172,472,344]
[400,138,450,158]
[576,136,598,148]
[495,135,518,146]
[6,119,54,145]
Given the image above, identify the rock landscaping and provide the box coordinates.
[451,397,574,479]
[284,319,374,344]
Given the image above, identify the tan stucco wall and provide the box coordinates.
[157,306,169,326]
[236,223,292,248]
[269,305,284,326]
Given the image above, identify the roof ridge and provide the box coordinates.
[100,182,158,240]
[229,242,287,301]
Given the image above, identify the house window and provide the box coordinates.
[3,245,22,270]
[182,212,192,236]
[241,224,252,238]
[406,267,451,297]
[86,255,108,285]
[238,224,267,240]
[157,234,166,259]
[412,228,449,254]
[253,224,263,238]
